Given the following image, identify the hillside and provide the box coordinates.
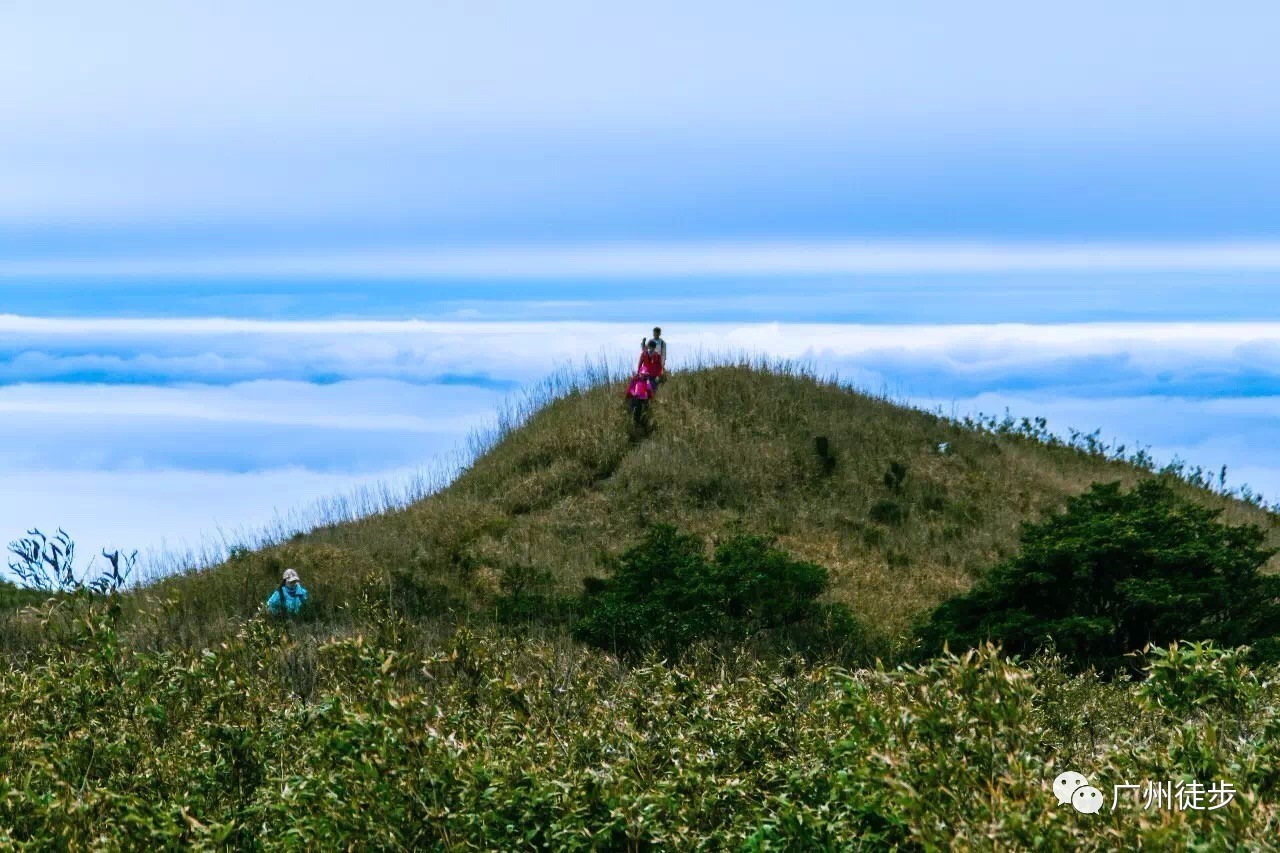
[130,362,1278,650]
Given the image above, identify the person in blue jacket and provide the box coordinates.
[267,567,309,617]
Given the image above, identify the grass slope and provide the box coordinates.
[112,362,1276,652]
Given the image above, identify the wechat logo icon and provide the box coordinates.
[1054,771,1104,814]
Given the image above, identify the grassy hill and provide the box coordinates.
[126,361,1276,651]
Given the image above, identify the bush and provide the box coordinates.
[1139,641,1262,720]
[882,460,908,491]
[813,435,837,475]
[868,499,907,526]
[490,561,577,627]
[0,579,45,611]
[916,480,1280,671]
[573,524,863,659]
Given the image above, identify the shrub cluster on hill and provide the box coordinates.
[573,524,866,661]
[917,479,1280,670]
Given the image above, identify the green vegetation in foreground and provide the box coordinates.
[2,603,1279,849]
[4,362,1280,848]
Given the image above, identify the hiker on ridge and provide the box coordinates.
[625,372,652,426]
[650,327,667,366]
[638,338,664,391]
[648,327,668,386]
[267,567,309,617]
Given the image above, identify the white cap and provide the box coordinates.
[282,568,300,584]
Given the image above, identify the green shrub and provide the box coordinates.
[1138,640,1264,720]
[861,526,885,548]
[390,567,459,619]
[882,460,908,491]
[813,435,837,475]
[869,499,907,526]
[0,579,45,611]
[920,483,948,513]
[490,562,577,627]
[572,524,862,659]
[916,480,1280,671]
[8,528,135,595]
[783,601,872,662]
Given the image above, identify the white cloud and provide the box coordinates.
[0,380,499,433]
[11,242,1280,278]
[3,316,1278,396]
[0,379,500,475]
[0,465,442,581]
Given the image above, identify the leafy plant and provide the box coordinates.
[813,435,837,476]
[916,480,1280,671]
[8,528,136,595]
[883,460,908,491]
[490,560,576,626]
[1138,640,1263,719]
[0,578,45,611]
[4,624,1279,849]
[868,499,907,526]
[573,524,861,659]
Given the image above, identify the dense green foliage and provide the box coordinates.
[572,525,863,659]
[2,598,1278,849]
[0,579,43,612]
[918,479,1280,670]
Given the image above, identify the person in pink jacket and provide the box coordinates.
[626,372,652,425]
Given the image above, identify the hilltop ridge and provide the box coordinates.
[136,362,1277,650]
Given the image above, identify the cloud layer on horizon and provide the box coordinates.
[3,316,1279,400]
[14,241,1280,279]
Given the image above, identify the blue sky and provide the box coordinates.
[3,3,1280,572]
[5,2,1280,250]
